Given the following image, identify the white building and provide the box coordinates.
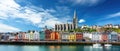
[25,33,30,40]
[113,24,120,28]
[61,32,69,41]
[92,32,102,42]
[104,24,113,28]
[33,31,40,41]
[83,32,92,41]
[81,25,89,29]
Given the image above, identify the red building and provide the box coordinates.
[15,35,18,41]
[102,34,108,42]
[22,32,26,41]
[45,29,52,41]
[76,33,83,41]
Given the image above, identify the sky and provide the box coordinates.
[0,0,120,32]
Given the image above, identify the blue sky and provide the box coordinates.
[0,0,120,32]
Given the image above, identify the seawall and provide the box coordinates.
[0,41,120,45]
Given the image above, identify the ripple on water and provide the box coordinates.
[0,45,120,51]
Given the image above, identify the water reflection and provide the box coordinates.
[0,45,120,51]
[23,46,40,51]
[103,46,112,51]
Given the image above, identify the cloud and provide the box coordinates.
[0,23,21,32]
[96,20,120,26]
[98,12,120,21]
[0,0,65,29]
[79,19,85,23]
[60,0,105,6]
[108,12,120,18]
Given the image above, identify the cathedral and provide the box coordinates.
[54,10,78,31]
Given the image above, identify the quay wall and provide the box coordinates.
[0,41,120,45]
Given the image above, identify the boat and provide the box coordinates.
[104,44,112,47]
[93,43,102,48]
[104,41,112,47]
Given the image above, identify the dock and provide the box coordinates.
[0,41,120,45]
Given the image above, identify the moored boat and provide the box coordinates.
[104,44,112,47]
[93,43,102,48]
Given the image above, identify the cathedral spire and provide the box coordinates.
[74,10,77,19]
[73,10,78,29]
[67,20,68,24]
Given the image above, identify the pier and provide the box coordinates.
[0,41,120,45]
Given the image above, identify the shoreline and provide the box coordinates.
[0,41,120,45]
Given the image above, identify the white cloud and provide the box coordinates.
[96,20,120,26]
[60,0,105,6]
[108,12,120,18]
[98,12,120,21]
[0,0,63,29]
[0,23,21,32]
[79,19,85,23]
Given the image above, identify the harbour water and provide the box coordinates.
[0,45,120,51]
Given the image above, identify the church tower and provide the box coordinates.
[73,10,78,29]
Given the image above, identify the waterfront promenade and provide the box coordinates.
[0,41,120,45]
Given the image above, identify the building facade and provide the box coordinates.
[55,10,78,31]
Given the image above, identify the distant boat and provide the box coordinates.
[104,41,112,47]
[93,43,102,48]
[104,44,112,47]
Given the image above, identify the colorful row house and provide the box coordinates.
[45,29,52,41]
[39,31,45,41]
[118,34,120,42]
[69,33,76,42]
[50,32,60,41]
[15,33,19,41]
[25,32,30,41]
[18,32,22,40]
[83,32,92,42]
[2,33,9,41]
[9,33,16,41]
[102,33,108,42]
[17,32,26,41]
[30,31,34,41]
[22,32,26,41]
[61,32,69,41]
[0,33,2,40]
[76,32,83,41]
[92,32,102,42]
[1,31,120,42]
[33,31,39,41]
[110,31,118,42]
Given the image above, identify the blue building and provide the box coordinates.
[39,31,45,41]
[110,31,118,42]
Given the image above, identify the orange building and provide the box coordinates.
[50,32,60,41]
[50,32,55,40]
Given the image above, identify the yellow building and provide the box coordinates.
[29,31,34,41]
[69,33,76,42]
